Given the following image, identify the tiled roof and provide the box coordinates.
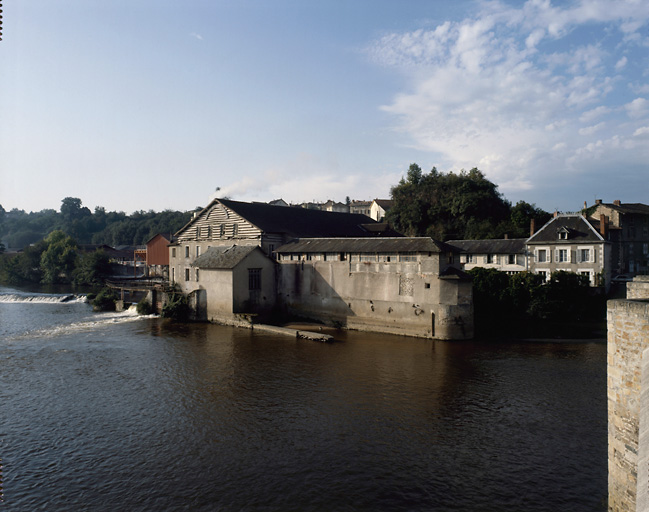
[447,238,527,254]
[219,198,397,238]
[275,237,454,254]
[191,245,260,269]
[527,214,604,244]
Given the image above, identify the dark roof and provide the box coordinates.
[527,214,604,244]
[191,245,262,269]
[597,202,649,215]
[275,237,455,254]
[447,238,527,254]
[373,199,394,209]
[145,233,174,245]
[439,266,472,280]
[219,198,397,238]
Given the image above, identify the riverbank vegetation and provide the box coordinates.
[470,268,607,339]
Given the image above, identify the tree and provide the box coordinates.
[40,230,78,284]
[387,165,511,240]
[73,250,112,286]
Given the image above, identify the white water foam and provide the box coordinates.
[0,293,87,304]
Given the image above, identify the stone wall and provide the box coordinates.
[628,276,649,300]
[608,298,649,511]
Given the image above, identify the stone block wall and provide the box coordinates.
[628,276,649,300]
[608,299,649,510]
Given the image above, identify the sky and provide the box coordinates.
[1,0,648,215]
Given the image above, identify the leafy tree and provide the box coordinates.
[40,230,78,284]
[388,165,512,240]
[73,250,112,286]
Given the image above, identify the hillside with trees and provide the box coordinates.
[0,198,194,249]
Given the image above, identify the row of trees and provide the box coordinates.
[0,198,193,249]
[387,164,552,240]
[0,230,112,286]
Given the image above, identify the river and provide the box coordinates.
[0,286,607,511]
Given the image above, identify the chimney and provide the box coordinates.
[614,199,621,206]
[600,214,609,239]
[554,210,558,218]
[504,233,509,240]
[595,199,602,205]
[530,219,536,237]
[583,201,588,210]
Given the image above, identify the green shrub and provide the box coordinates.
[162,291,190,321]
[92,287,118,311]
[136,298,154,315]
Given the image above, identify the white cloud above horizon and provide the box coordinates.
[366,0,649,203]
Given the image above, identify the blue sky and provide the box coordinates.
[1,0,648,214]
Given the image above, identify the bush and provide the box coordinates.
[161,291,190,321]
[92,287,118,311]
[136,298,154,315]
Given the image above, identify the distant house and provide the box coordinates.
[144,233,174,277]
[447,238,528,274]
[268,199,289,207]
[370,199,394,222]
[586,200,649,278]
[526,213,610,286]
[349,200,372,217]
[322,200,349,213]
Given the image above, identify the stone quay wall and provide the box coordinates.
[608,298,649,511]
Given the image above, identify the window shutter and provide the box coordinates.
[570,250,575,263]
[534,249,538,261]
[592,249,596,263]
[555,249,559,262]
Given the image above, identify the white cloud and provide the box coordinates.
[633,126,649,137]
[579,122,606,135]
[369,0,649,201]
[190,32,203,41]
[625,98,648,118]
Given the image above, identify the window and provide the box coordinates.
[185,246,190,258]
[486,254,494,264]
[360,254,376,262]
[538,271,547,281]
[579,248,590,263]
[399,252,416,262]
[196,246,201,257]
[248,268,261,290]
[466,254,474,263]
[508,254,516,265]
[537,249,547,263]
[171,267,175,282]
[171,248,176,258]
[195,268,200,282]
[233,224,239,237]
[268,244,275,258]
[220,224,225,237]
[557,249,568,262]
[425,283,431,289]
[184,268,190,281]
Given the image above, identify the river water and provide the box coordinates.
[0,286,607,511]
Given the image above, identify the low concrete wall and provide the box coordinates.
[608,299,649,511]
[628,276,649,300]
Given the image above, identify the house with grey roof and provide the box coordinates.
[186,245,276,323]
[275,237,473,340]
[526,213,610,286]
[370,199,394,222]
[447,238,528,274]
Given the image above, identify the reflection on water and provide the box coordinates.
[0,294,607,511]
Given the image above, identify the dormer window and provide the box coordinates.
[557,227,570,240]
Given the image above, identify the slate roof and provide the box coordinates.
[218,199,400,238]
[373,199,394,209]
[447,238,527,254]
[275,237,455,254]
[527,214,604,244]
[596,202,649,215]
[191,245,261,269]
